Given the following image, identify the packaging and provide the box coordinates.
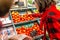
[2,27,15,40]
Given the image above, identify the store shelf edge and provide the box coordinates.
[4,24,12,26]
[10,7,36,10]
[2,18,40,28]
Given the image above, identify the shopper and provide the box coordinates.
[32,0,60,40]
[0,0,13,27]
[0,0,32,40]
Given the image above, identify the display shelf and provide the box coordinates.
[28,7,36,9]
[14,18,40,29]
[4,24,13,27]
[10,6,36,10]
[9,6,43,39]
[0,23,13,29]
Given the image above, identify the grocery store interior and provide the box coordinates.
[0,0,60,40]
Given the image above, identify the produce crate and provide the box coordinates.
[14,20,44,38]
[9,9,37,24]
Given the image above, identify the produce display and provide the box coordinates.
[10,8,43,39]
[12,11,35,23]
[16,22,44,37]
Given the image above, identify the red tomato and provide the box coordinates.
[17,31,21,34]
[14,21,18,23]
[26,32,29,35]
[22,30,26,33]
[26,28,32,32]
[41,31,44,34]
[32,28,36,31]
[16,28,20,31]
[37,28,40,31]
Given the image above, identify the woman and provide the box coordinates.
[32,0,60,40]
[0,0,14,27]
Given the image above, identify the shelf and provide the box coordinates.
[10,7,36,10]
[2,18,40,28]
[28,7,36,9]
[3,24,13,28]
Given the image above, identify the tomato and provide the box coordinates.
[17,31,21,34]
[17,20,20,22]
[26,28,32,32]
[14,13,17,15]
[37,28,40,31]
[17,16,21,18]
[32,28,36,31]
[37,31,41,35]
[12,15,15,17]
[26,32,29,35]
[22,30,26,33]
[35,27,38,30]
[16,28,20,31]
[14,21,18,23]
[41,31,44,34]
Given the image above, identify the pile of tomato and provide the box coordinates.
[12,11,35,23]
[16,23,44,36]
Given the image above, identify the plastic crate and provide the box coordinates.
[15,20,44,37]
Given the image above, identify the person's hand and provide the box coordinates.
[19,34,33,40]
[8,34,33,40]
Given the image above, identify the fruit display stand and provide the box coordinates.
[9,7,44,40]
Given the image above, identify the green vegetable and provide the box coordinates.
[28,0,32,4]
